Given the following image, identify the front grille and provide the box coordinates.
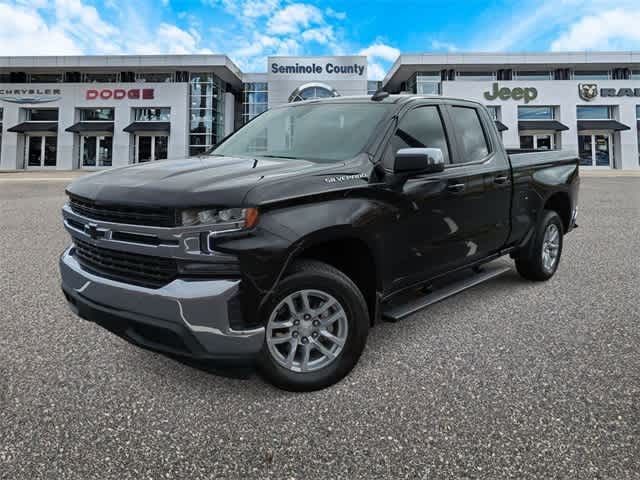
[73,238,178,288]
[69,194,177,227]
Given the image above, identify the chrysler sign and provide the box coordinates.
[86,88,155,100]
[0,88,62,104]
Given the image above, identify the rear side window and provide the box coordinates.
[449,106,490,163]
[385,106,450,167]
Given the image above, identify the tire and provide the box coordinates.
[257,260,369,391]
[515,210,564,281]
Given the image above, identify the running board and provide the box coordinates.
[382,262,512,322]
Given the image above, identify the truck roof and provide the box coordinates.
[281,94,485,108]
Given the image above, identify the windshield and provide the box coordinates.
[212,102,391,163]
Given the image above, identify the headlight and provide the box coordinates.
[180,207,259,229]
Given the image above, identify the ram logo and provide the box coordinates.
[578,84,598,101]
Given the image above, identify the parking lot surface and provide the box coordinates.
[1,177,638,479]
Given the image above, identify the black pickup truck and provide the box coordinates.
[60,94,579,391]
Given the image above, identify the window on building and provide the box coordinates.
[28,73,63,83]
[514,70,553,80]
[631,70,640,80]
[367,81,382,95]
[289,83,338,102]
[518,106,556,120]
[80,108,115,121]
[134,107,171,122]
[455,71,497,81]
[577,105,613,119]
[83,72,119,83]
[0,107,3,158]
[27,108,59,121]
[573,70,611,80]
[407,72,441,95]
[449,106,490,163]
[385,106,450,166]
[135,72,174,83]
[519,134,555,151]
[242,82,268,124]
[189,72,225,155]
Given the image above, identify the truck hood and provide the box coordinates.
[66,156,342,208]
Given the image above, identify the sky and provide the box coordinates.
[1,0,640,79]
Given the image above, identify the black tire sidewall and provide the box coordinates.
[529,210,564,280]
[257,264,369,391]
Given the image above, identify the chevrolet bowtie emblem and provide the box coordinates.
[84,223,99,240]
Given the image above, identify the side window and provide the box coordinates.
[449,106,490,163]
[385,106,450,168]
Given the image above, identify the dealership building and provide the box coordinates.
[1,51,639,170]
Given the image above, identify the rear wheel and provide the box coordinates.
[516,210,564,281]
[258,260,369,391]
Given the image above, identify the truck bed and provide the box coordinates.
[508,149,578,169]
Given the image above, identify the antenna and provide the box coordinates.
[371,90,390,102]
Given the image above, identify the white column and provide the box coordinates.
[0,104,20,169]
[618,104,639,170]
[56,103,75,169]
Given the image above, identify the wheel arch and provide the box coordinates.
[543,192,571,232]
[289,231,380,325]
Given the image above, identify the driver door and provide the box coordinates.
[383,104,462,290]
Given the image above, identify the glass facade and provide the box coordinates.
[407,72,441,95]
[515,70,553,80]
[80,108,115,121]
[133,107,171,122]
[518,106,555,120]
[27,108,58,121]
[577,106,612,119]
[83,72,119,83]
[28,73,63,83]
[486,106,500,120]
[367,81,382,95]
[242,82,268,124]
[135,72,174,83]
[456,71,496,81]
[574,70,610,80]
[189,72,226,155]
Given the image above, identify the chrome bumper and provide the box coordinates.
[60,246,264,360]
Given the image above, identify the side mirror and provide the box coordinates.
[393,148,445,174]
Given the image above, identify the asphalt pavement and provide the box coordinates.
[0,176,638,479]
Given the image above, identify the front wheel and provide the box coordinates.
[257,260,369,391]
[516,210,564,281]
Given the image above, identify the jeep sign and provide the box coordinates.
[484,83,538,103]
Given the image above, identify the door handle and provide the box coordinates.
[494,175,510,184]
[447,183,466,193]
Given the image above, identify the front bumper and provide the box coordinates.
[60,246,264,364]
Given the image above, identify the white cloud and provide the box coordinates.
[367,62,386,81]
[551,9,640,50]
[358,42,400,80]
[243,0,279,18]
[325,7,346,20]
[430,40,458,52]
[267,3,323,35]
[358,42,400,62]
[301,26,334,44]
[0,3,82,55]
[135,23,211,55]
